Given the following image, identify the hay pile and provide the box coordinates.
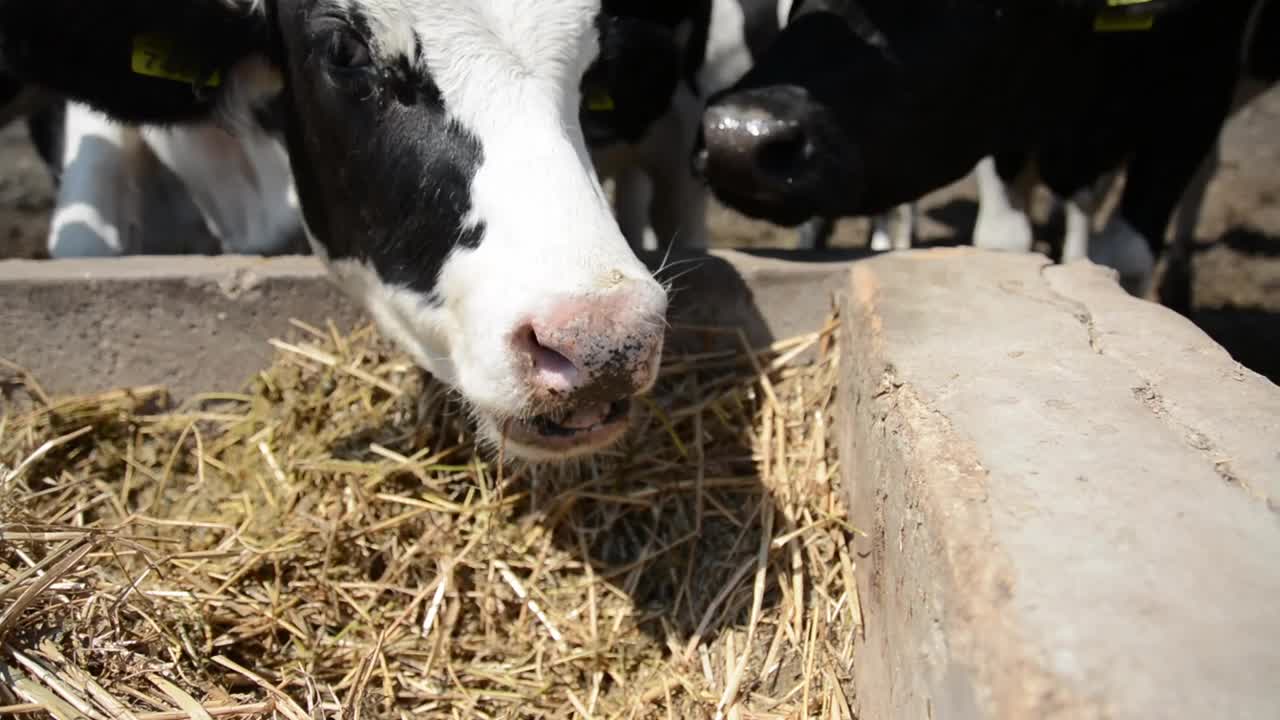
[0,313,859,719]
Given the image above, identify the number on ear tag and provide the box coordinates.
[131,34,222,87]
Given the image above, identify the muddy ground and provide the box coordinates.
[2,89,1278,382]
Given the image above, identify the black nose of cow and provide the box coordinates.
[700,101,816,188]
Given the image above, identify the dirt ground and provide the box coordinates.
[2,88,1277,382]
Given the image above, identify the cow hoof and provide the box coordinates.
[795,217,834,250]
[869,227,892,252]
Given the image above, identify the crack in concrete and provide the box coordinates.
[1034,264,1105,355]
[1039,265,1267,508]
[1131,381,1254,497]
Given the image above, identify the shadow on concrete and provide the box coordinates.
[1192,306,1280,384]
[1213,226,1280,258]
[724,246,873,263]
[637,248,858,353]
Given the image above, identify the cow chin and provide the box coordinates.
[471,401,636,464]
[452,350,645,464]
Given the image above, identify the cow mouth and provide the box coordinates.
[499,398,633,460]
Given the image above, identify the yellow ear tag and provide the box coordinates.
[586,89,615,112]
[1094,0,1156,32]
[1094,12,1155,31]
[131,33,222,87]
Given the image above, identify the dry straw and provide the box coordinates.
[0,312,860,719]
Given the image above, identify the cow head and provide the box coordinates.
[0,0,668,461]
[579,0,711,149]
[690,0,1085,222]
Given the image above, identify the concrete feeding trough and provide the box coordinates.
[1,248,1278,718]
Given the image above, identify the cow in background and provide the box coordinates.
[694,0,1263,297]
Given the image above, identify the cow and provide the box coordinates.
[3,0,886,262]
[581,1,714,250]
[0,0,670,462]
[971,0,1278,302]
[583,0,796,251]
[1,1,732,259]
[584,0,912,254]
[692,0,1263,296]
[15,96,306,257]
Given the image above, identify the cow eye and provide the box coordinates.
[326,30,372,71]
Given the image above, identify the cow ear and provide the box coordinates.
[0,0,276,126]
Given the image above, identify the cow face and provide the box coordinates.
[691,0,1076,222]
[0,0,668,461]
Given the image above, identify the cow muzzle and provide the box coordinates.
[693,84,851,226]
[496,276,667,460]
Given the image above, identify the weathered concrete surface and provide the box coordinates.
[839,247,1280,720]
[0,250,854,402]
[0,256,362,403]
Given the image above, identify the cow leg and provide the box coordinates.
[646,85,709,250]
[612,165,655,251]
[796,217,834,250]
[891,202,918,251]
[1059,163,1123,263]
[1096,64,1240,303]
[973,154,1034,252]
[869,203,917,251]
[648,162,707,249]
[47,103,141,257]
[1169,141,1219,247]
[1060,185,1099,263]
[868,211,893,251]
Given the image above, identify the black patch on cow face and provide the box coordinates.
[580,1,711,149]
[271,0,484,297]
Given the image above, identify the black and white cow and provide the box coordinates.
[583,0,911,254]
[580,0,714,250]
[5,0,783,259]
[2,1,724,258]
[970,0,1279,299]
[0,0,670,462]
[582,0,790,251]
[693,0,1263,294]
[14,95,305,257]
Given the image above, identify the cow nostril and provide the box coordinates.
[516,325,580,389]
[756,129,812,178]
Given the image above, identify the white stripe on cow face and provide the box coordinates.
[267,0,666,459]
